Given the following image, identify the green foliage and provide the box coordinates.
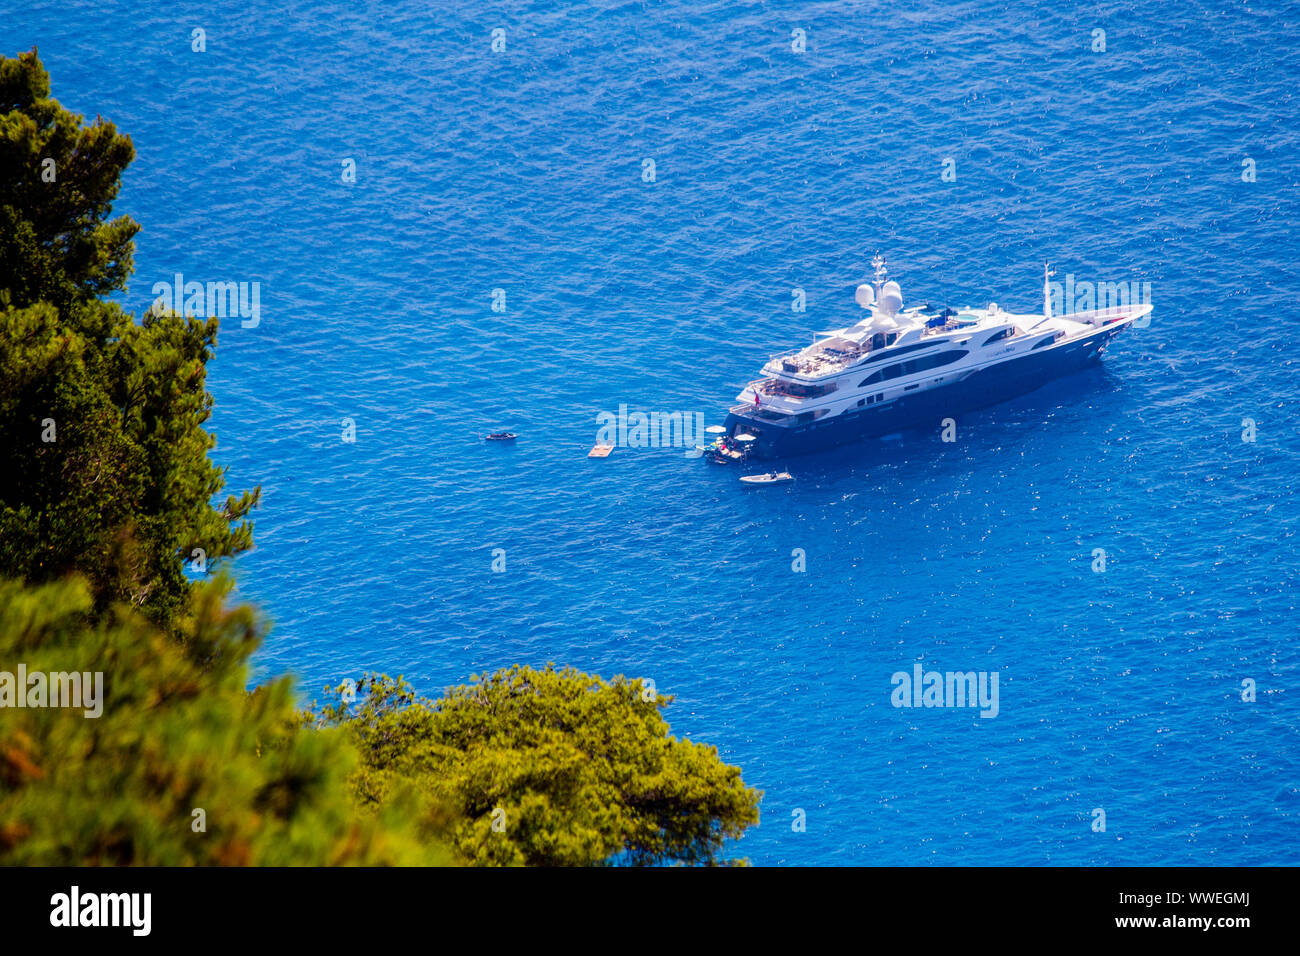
[318,666,762,866]
[0,575,451,865]
[0,49,428,867]
[0,48,139,313]
[0,47,257,633]
[0,298,259,630]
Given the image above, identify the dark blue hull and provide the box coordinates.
[724,325,1123,459]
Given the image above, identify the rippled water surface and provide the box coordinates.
[9,0,1300,864]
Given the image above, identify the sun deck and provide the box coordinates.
[761,330,902,378]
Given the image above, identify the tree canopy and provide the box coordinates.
[0,575,448,865]
[0,48,138,313]
[317,667,762,866]
[0,49,391,866]
[0,48,257,633]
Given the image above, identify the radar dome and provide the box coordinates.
[854,283,875,309]
[880,280,903,315]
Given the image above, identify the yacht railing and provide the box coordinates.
[730,403,798,424]
[761,348,804,374]
[746,377,836,400]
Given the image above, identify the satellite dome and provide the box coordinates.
[880,280,903,315]
[854,283,875,309]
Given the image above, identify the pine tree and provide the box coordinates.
[318,667,762,866]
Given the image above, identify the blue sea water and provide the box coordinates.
[7,0,1300,865]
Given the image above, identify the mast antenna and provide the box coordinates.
[871,252,887,296]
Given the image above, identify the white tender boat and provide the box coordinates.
[739,471,794,485]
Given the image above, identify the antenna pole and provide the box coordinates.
[871,252,887,297]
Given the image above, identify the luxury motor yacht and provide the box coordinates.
[723,255,1151,458]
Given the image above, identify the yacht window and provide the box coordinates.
[855,341,942,368]
[794,408,829,425]
[983,328,1018,346]
[859,350,966,386]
